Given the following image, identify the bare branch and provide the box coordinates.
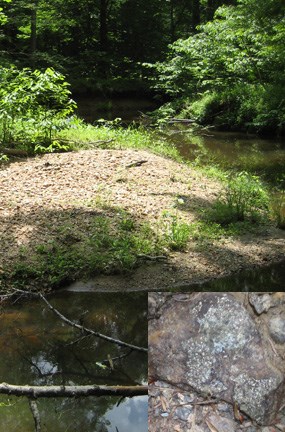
[13,290,147,353]
[38,293,148,353]
[0,382,148,398]
[28,398,41,432]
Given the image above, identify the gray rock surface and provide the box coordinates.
[269,315,285,344]
[149,292,285,425]
[249,293,272,314]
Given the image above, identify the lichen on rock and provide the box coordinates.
[149,292,285,425]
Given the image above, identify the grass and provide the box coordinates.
[1,192,272,292]
[270,190,285,229]
[57,121,183,162]
[0,210,193,291]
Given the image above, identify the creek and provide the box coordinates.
[75,96,285,291]
[0,292,148,432]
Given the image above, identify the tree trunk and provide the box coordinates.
[30,0,38,69]
[170,0,175,42]
[99,0,108,52]
[207,0,215,21]
[0,382,148,398]
[192,0,201,31]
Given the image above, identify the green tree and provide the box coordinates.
[152,0,285,134]
[0,67,76,149]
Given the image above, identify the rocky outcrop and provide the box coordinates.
[149,292,285,426]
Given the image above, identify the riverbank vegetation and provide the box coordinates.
[149,0,285,135]
[1,0,284,135]
[0,67,284,291]
[0,0,285,292]
[0,135,284,292]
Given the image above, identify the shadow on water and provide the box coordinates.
[75,96,158,123]
[0,292,148,432]
[175,260,285,292]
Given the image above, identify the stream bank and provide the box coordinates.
[1,148,285,293]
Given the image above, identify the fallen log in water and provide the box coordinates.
[0,382,148,398]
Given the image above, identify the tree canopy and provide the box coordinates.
[0,0,284,133]
[151,0,285,134]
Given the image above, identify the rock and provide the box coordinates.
[249,293,272,314]
[207,413,236,432]
[149,293,285,425]
[174,406,192,421]
[269,315,285,344]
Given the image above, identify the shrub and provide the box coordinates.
[0,67,76,151]
[207,172,269,225]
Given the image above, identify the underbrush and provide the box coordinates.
[1,169,278,292]
[0,211,193,290]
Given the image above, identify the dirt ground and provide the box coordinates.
[1,149,285,291]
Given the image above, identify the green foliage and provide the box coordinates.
[188,221,229,244]
[34,140,71,154]
[162,212,191,251]
[0,153,9,162]
[207,172,270,225]
[151,0,285,134]
[270,190,285,229]
[0,67,76,151]
[59,122,183,161]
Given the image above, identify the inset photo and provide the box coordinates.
[148,292,285,432]
[0,291,148,431]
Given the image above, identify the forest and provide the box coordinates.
[0,0,284,138]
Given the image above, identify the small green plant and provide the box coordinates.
[118,211,135,231]
[34,140,71,154]
[207,172,269,225]
[0,154,9,162]
[270,190,285,229]
[162,212,191,251]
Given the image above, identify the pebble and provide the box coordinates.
[174,406,193,421]
[269,316,285,344]
[207,413,236,432]
[249,293,272,314]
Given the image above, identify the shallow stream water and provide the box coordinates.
[0,292,148,432]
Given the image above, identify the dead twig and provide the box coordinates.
[125,160,148,168]
[28,398,41,432]
[0,382,148,398]
[13,289,148,353]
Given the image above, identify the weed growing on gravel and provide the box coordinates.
[270,190,285,229]
[3,212,183,290]
[206,172,270,225]
[161,212,191,251]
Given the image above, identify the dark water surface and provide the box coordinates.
[0,292,148,432]
[162,126,285,186]
[76,96,157,123]
[175,260,285,292]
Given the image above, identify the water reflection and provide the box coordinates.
[162,126,285,186]
[75,96,157,123]
[176,260,285,292]
[0,292,147,432]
